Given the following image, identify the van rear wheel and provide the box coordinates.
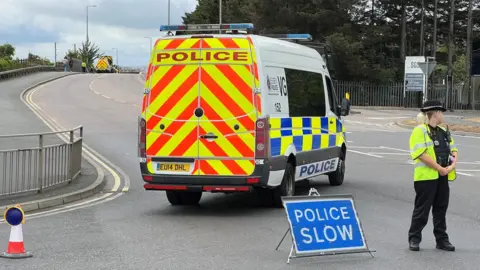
[166,191,202,206]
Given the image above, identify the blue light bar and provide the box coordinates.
[160,23,254,32]
[286,34,313,40]
[262,34,313,41]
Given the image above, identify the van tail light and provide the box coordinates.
[255,118,269,159]
[138,117,146,158]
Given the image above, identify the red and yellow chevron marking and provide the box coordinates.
[246,36,261,115]
[143,37,259,176]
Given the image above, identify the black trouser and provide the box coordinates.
[82,67,86,72]
[408,175,450,243]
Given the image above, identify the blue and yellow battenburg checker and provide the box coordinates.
[269,117,346,156]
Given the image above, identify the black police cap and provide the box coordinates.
[420,100,446,113]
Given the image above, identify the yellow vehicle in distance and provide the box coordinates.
[95,56,115,73]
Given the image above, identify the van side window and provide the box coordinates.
[325,76,337,113]
[284,68,326,117]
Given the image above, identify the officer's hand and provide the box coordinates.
[439,167,449,176]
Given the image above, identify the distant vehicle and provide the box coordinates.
[95,56,115,73]
[138,23,349,207]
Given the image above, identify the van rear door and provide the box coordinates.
[143,36,259,177]
[197,37,258,176]
[144,37,202,176]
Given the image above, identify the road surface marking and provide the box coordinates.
[348,146,381,149]
[27,86,128,193]
[368,117,409,120]
[379,146,410,152]
[347,150,383,158]
[89,75,138,108]
[13,78,131,219]
[456,169,480,172]
[456,172,473,176]
[367,152,409,155]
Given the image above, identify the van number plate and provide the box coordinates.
[157,163,190,173]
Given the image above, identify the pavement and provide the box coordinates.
[0,75,480,269]
[0,72,105,212]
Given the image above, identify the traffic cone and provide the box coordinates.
[0,224,32,258]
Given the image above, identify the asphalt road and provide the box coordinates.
[1,74,479,270]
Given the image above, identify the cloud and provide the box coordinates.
[0,0,198,67]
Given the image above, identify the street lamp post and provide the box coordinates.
[112,48,118,69]
[168,0,171,25]
[144,37,153,60]
[144,37,152,51]
[86,4,97,67]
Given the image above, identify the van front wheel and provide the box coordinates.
[328,157,345,186]
[166,191,202,206]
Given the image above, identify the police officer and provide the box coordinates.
[408,100,458,252]
[81,61,87,73]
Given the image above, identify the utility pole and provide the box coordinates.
[86,5,97,67]
[112,48,118,67]
[54,42,57,67]
[144,37,153,55]
[167,0,170,25]
[74,44,76,52]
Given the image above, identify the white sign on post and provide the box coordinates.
[404,56,426,94]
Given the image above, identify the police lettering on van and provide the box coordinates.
[154,50,251,65]
[296,158,339,180]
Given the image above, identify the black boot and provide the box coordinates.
[409,241,420,251]
[436,241,455,251]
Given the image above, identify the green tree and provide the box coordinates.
[0,43,15,60]
[180,0,480,84]
[78,39,102,67]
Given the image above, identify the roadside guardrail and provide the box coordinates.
[0,126,83,197]
[0,65,55,81]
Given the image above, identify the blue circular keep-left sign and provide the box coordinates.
[4,207,24,226]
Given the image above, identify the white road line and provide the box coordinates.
[457,172,473,176]
[367,152,409,155]
[347,149,383,158]
[348,146,380,149]
[101,94,111,99]
[379,146,410,152]
[456,169,480,172]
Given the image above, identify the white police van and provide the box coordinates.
[140,23,349,207]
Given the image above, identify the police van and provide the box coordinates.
[138,23,349,207]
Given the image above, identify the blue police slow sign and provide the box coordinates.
[282,194,370,256]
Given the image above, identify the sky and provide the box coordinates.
[0,0,198,67]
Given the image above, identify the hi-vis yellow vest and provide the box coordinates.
[409,124,458,181]
[82,62,86,67]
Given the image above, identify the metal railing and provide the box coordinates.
[0,126,83,197]
[334,80,480,110]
